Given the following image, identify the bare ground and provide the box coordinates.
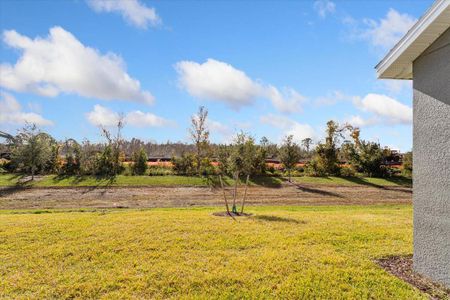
[0,182,411,210]
[376,255,450,299]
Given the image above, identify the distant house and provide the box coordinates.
[376,0,450,287]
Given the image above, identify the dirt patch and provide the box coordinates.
[212,211,253,217]
[376,255,450,299]
[0,182,412,210]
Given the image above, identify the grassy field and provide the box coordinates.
[0,205,426,299]
[0,173,411,188]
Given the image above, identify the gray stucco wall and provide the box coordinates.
[412,27,450,287]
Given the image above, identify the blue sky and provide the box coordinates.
[0,0,433,150]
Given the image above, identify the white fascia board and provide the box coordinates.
[376,0,450,79]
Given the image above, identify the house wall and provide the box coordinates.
[413,27,450,287]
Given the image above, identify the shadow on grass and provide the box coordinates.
[51,174,117,193]
[383,176,412,187]
[253,215,306,224]
[339,176,412,191]
[0,173,37,197]
[205,175,282,189]
[249,176,282,188]
[283,178,345,198]
[0,184,28,197]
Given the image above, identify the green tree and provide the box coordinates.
[301,137,313,153]
[254,137,269,174]
[279,135,301,182]
[11,124,55,180]
[227,132,257,213]
[402,151,413,177]
[343,128,386,177]
[46,143,61,174]
[62,139,80,175]
[98,116,125,176]
[78,139,97,175]
[216,145,230,175]
[190,106,210,176]
[172,152,196,176]
[132,148,148,175]
[311,121,351,176]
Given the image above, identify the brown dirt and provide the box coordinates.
[376,255,450,299]
[0,182,411,210]
[212,211,253,217]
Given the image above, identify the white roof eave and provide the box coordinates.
[376,0,450,80]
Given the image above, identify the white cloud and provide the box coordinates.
[345,115,378,128]
[207,119,231,136]
[314,0,336,18]
[86,105,172,128]
[260,114,316,142]
[286,123,317,142]
[86,105,121,127]
[206,119,234,143]
[125,110,173,127]
[260,114,295,129]
[361,9,416,50]
[0,92,53,126]
[175,59,260,109]
[0,27,154,105]
[353,93,412,125]
[87,0,161,29]
[175,58,305,113]
[266,86,305,113]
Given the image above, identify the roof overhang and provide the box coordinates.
[376,0,450,79]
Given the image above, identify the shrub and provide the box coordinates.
[172,153,196,176]
[0,158,11,173]
[148,165,173,176]
[340,166,356,177]
[402,152,412,177]
[216,145,230,175]
[131,148,148,175]
[305,158,326,177]
[199,157,215,176]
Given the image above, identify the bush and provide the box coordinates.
[199,157,216,176]
[304,158,326,177]
[131,148,148,175]
[148,165,173,176]
[339,166,356,177]
[172,153,196,176]
[402,152,412,177]
[0,159,11,173]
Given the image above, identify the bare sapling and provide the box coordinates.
[232,171,239,214]
[240,174,250,214]
[219,175,231,216]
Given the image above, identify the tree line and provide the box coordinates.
[0,106,412,181]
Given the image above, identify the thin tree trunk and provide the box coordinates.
[219,175,231,215]
[240,174,250,214]
[232,171,238,213]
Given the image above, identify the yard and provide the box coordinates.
[0,205,428,299]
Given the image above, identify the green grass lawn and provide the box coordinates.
[0,173,411,188]
[0,174,208,187]
[0,205,425,299]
